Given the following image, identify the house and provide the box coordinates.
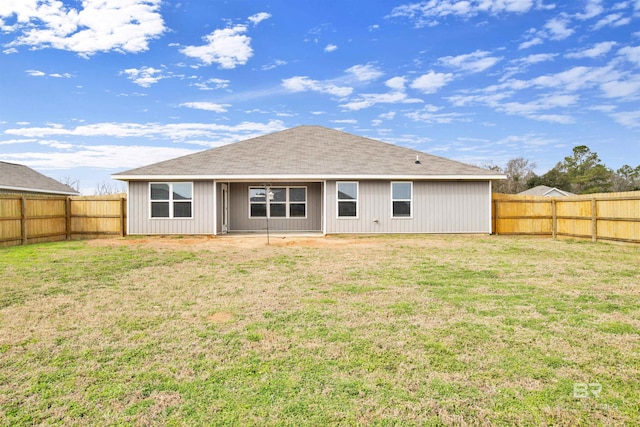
[0,161,80,196]
[518,185,575,197]
[112,126,505,235]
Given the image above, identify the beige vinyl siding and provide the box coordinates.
[229,182,322,232]
[127,181,215,234]
[325,180,491,234]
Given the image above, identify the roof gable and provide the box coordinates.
[0,161,80,195]
[519,185,575,197]
[113,126,503,180]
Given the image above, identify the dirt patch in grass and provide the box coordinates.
[86,233,465,250]
[206,311,234,323]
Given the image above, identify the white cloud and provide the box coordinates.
[248,12,271,26]
[526,114,575,124]
[446,93,489,107]
[0,138,37,145]
[618,45,640,66]
[4,145,198,170]
[324,44,338,53]
[192,78,230,91]
[438,50,502,73]
[495,133,556,148]
[575,0,604,19]
[600,76,640,98]
[346,64,384,82]
[589,104,617,113]
[331,119,358,124]
[506,96,578,123]
[410,71,454,93]
[593,13,631,30]
[1,0,165,57]
[610,110,640,128]
[281,76,353,97]
[26,69,72,78]
[39,139,73,149]
[500,53,558,80]
[386,76,407,91]
[180,24,253,68]
[519,53,558,64]
[4,120,287,143]
[261,60,287,71]
[519,14,574,49]
[179,102,230,113]
[565,41,617,59]
[388,0,537,27]
[121,66,166,87]
[406,105,463,123]
[544,15,574,40]
[26,69,46,77]
[519,36,544,50]
[339,92,423,111]
[530,65,617,91]
[447,87,579,123]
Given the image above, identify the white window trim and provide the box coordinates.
[248,186,267,218]
[337,181,359,219]
[248,186,308,219]
[391,181,413,219]
[287,186,308,219]
[149,182,194,219]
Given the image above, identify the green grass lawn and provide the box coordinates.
[0,235,638,426]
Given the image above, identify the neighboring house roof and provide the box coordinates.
[0,161,80,195]
[113,125,505,181]
[518,185,575,197]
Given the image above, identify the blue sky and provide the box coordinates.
[1,0,639,194]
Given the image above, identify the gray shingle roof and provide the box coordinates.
[518,185,575,197]
[113,125,503,179]
[0,161,80,195]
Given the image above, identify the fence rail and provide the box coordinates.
[0,195,126,247]
[493,191,640,244]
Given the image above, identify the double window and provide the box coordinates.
[150,182,193,218]
[249,187,306,218]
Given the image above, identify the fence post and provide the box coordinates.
[20,196,27,245]
[120,197,126,237]
[552,199,557,239]
[494,198,499,235]
[591,198,597,242]
[66,197,72,240]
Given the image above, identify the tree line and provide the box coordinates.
[488,145,640,195]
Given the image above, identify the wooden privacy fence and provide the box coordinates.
[2,192,638,247]
[0,195,126,247]
[493,191,640,244]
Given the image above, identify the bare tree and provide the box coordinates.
[60,176,81,192]
[94,181,125,195]
[489,158,536,193]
